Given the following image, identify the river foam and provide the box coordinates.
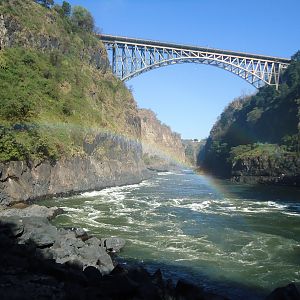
[41,170,300,299]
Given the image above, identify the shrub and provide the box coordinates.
[0,128,27,162]
[229,144,254,163]
[246,107,263,124]
[71,6,95,32]
[2,97,36,122]
[281,134,300,152]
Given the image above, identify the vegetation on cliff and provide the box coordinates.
[200,51,300,181]
[0,0,140,163]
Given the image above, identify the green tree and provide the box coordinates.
[35,0,54,8]
[246,107,263,124]
[71,6,95,32]
[291,50,300,62]
[62,1,71,17]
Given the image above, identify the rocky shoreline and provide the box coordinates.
[0,204,226,300]
[0,204,299,300]
[230,154,300,187]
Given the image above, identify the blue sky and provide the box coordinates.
[58,0,300,139]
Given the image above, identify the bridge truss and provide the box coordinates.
[100,35,290,89]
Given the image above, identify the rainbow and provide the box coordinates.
[32,121,188,165]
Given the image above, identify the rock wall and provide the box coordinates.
[0,133,150,205]
[139,109,185,169]
[231,154,300,186]
[182,139,205,167]
[0,15,7,50]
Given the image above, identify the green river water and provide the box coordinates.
[39,170,300,299]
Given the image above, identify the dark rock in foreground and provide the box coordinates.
[0,214,114,275]
[265,283,300,300]
[0,209,299,300]
[0,213,229,300]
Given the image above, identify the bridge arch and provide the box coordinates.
[99,34,291,89]
[120,56,270,88]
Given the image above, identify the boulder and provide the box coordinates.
[55,230,85,249]
[85,237,101,247]
[83,266,102,286]
[2,213,115,275]
[77,243,114,274]
[175,280,230,300]
[127,266,152,285]
[102,237,126,252]
[266,283,300,300]
[0,205,63,220]
[74,228,89,240]
[19,217,59,247]
[0,216,24,237]
[110,264,128,276]
[152,269,164,288]
[175,280,205,300]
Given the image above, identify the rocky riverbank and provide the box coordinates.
[231,153,300,186]
[0,204,226,299]
[0,204,299,300]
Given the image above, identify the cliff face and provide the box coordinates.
[0,0,148,204]
[139,109,185,170]
[231,152,300,185]
[0,133,149,205]
[182,139,205,167]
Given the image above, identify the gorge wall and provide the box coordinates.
[182,139,204,167]
[199,54,300,186]
[139,109,186,170]
[0,133,149,205]
[0,0,150,205]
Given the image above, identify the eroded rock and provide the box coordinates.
[19,217,58,247]
[102,237,126,252]
[0,204,63,220]
[0,213,114,275]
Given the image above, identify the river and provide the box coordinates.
[40,170,300,299]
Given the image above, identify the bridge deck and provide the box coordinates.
[99,34,290,63]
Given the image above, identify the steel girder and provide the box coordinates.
[100,35,290,89]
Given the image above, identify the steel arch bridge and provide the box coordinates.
[99,34,291,89]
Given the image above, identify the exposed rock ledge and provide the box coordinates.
[0,204,62,219]
[0,156,151,206]
[231,155,300,186]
